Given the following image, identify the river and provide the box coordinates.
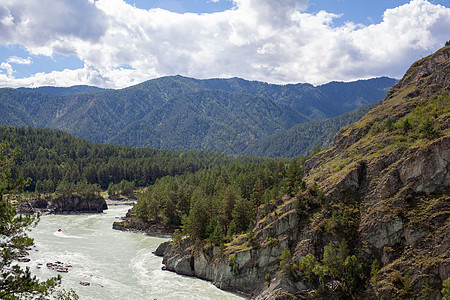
[23,205,244,299]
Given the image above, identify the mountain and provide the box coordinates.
[0,76,395,156]
[17,85,109,96]
[152,46,449,298]
[241,101,380,158]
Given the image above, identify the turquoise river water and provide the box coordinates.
[22,205,244,299]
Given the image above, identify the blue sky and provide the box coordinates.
[0,0,449,88]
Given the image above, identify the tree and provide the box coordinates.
[0,141,70,299]
[343,255,363,293]
[442,277,450,300]
[231,195,255,233]
[445,40,450,47]
[279,248,294,277]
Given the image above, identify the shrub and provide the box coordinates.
[280,248,294,277]
[370,258,380,288]
[172,229,182,245]
[420,117,439,139]
[385,118,395,132]
[343,255,363,293]
[299,254,318,283]
[265,237,279,247]
[442,277,450,300]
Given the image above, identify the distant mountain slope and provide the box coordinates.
[241,101,379,158]
[17,85,110,96]
[0,76,395,155]
[199,76,395,119]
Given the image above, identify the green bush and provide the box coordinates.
[370,258,380,288]
[442,277,450,300]
[172,229,182,245]
[279,248,294,277]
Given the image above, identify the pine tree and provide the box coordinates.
[0,141,68,299]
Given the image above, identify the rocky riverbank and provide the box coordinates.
[112,206,172,238]
[15,194,108,214]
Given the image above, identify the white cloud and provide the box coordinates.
[0,0,449,88]
[6,56,32,65]
[0,62,14,76]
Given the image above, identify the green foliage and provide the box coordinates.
[420,117,440,139]
[400,118,412,134]
[231,196,255,234]
[421,278,431,300]
[0,141,74,299]
[265,237,279,247]
[392,270,413,298]
[108,180,136,199]
[343,255,363,294]
[55,288,80,300]
[228,253,239,273]
[370,258,380,287]
[299,239,362,296]
[182,189,211,239]
[445,40,450,47]
[228,254,236,265]
[207,218,224,245]
[379,92,448,147]
[323,204,360,239]
[55,179,101,200]
[385,117,395,132]
[279,248,294,277]
[442,277,450,300]
[0,125,230,192]
[299,254,318,283]
[137,158,303,239]
[171,229,182,245]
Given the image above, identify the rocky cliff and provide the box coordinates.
[157,46,450,299]
[16,194,107,214]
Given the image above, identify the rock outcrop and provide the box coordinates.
[112,206,172,237]
[158,46,450,299]
[16,194,107,214]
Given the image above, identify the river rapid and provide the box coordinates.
[23,205,244,299]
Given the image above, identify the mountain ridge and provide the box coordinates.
[0,76,396,156]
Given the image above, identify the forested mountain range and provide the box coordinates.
[240,101,379,158]
[0,76,396,156]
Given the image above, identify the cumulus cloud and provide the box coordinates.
[0,62,13,76]
[0,0,449,88]
[233,0,308,27]
[0,0,107,55]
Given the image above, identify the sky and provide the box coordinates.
[0,0,449,88]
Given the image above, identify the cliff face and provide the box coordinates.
[158,46,450,299]
[16,194,107,214]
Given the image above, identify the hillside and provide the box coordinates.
[241,101,379,158]
[153,47,450,299]
[0,126,230,192]
[0,76,395,156]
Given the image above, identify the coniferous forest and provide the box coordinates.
[0,125,231,193]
